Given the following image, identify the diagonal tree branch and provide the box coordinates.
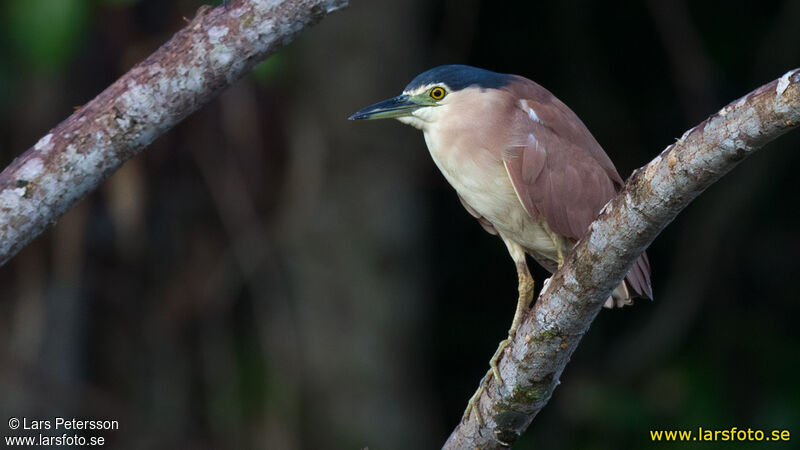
[0,0,348,266]
[445,68,800,448]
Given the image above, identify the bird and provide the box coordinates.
[349,65,652,423]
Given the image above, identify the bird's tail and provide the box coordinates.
[604,252,653,308]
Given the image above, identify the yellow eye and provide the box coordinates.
[430,87,446,100]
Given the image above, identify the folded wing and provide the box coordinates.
[501,78,652,299]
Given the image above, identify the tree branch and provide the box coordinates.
[445,68,800,448]
[0,0,347,266]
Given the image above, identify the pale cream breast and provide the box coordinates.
[418,91,563,264]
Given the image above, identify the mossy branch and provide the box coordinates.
[0,0,348,265]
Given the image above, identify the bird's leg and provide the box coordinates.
[543,222,566,267]
[492,237,534,378]
[509,260,536,335]
[488,259,534,382]
[463,237,534,425]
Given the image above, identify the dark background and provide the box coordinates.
[1,0,798,448]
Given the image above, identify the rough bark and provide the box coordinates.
[445,68,800,448]
[0,0,348,266]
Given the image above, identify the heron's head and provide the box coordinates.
[349,65,513,131]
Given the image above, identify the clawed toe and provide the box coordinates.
[463,375,486,425]
[489,337,512,385]
[462,335,515,425]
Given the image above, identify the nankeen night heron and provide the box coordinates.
[349,65,652,422]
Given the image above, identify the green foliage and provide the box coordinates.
[250,54,289,86]
[3,0,90,71]
[101,0,141,5]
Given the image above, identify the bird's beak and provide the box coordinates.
[348,94,423,120]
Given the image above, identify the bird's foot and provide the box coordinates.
[462,333,514,426]
[489,336,512,384]
[463,372,489,425]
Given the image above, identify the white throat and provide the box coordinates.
[396,106,439,131]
